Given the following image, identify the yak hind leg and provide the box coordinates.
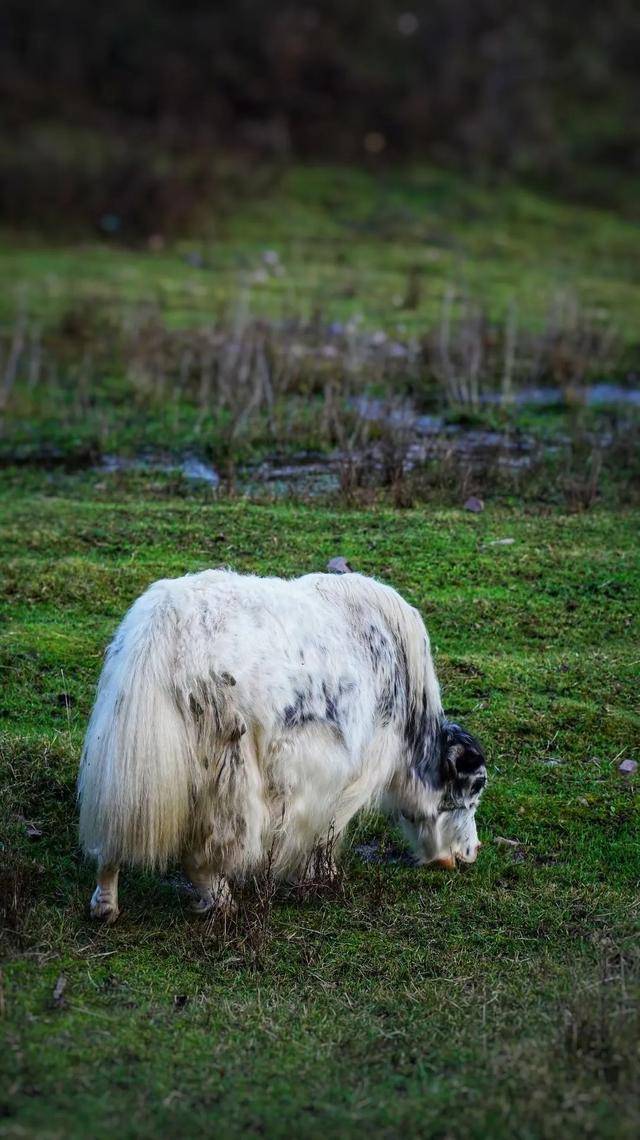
[182,850,235,915]
[90,862,120,923]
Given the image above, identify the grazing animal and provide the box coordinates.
[78,570,487,921]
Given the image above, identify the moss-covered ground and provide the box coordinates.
[1,471,638,1138]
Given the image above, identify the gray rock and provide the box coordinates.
[464,496,484,513]
[327,556,353,574]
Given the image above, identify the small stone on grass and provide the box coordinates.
[52,975,67,1009]
[327,556,353,574]
[464,496,484,513]
[21,818,43,840]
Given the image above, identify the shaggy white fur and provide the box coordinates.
[78,570,486,920]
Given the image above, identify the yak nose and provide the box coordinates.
[432,842,482,870]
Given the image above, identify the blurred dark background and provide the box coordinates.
[2,0,639,236]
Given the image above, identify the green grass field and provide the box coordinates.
[3,165,640,501]
[1,472,639,1138]
[1,164,639,1137]
[3,166,640,334]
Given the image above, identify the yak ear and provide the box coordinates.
[442,723,487,794]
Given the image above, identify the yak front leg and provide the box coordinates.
[182,851,235,915]
[90,862,120,923]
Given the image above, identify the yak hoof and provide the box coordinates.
[90,886,120,924]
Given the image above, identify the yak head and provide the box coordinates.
[399,720,487,868]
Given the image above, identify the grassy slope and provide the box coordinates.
[2,165,640,336]
[3,164,640,483]
[1,472,639,1138]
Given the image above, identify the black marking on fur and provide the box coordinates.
[322,682,339,725]
[189,693,204,721]
[389,634,440,786]
[363,622,401,727]
[361,617,440,774]
[282,677,347,737]
[282,688,317,729]
[364,623,387,671]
